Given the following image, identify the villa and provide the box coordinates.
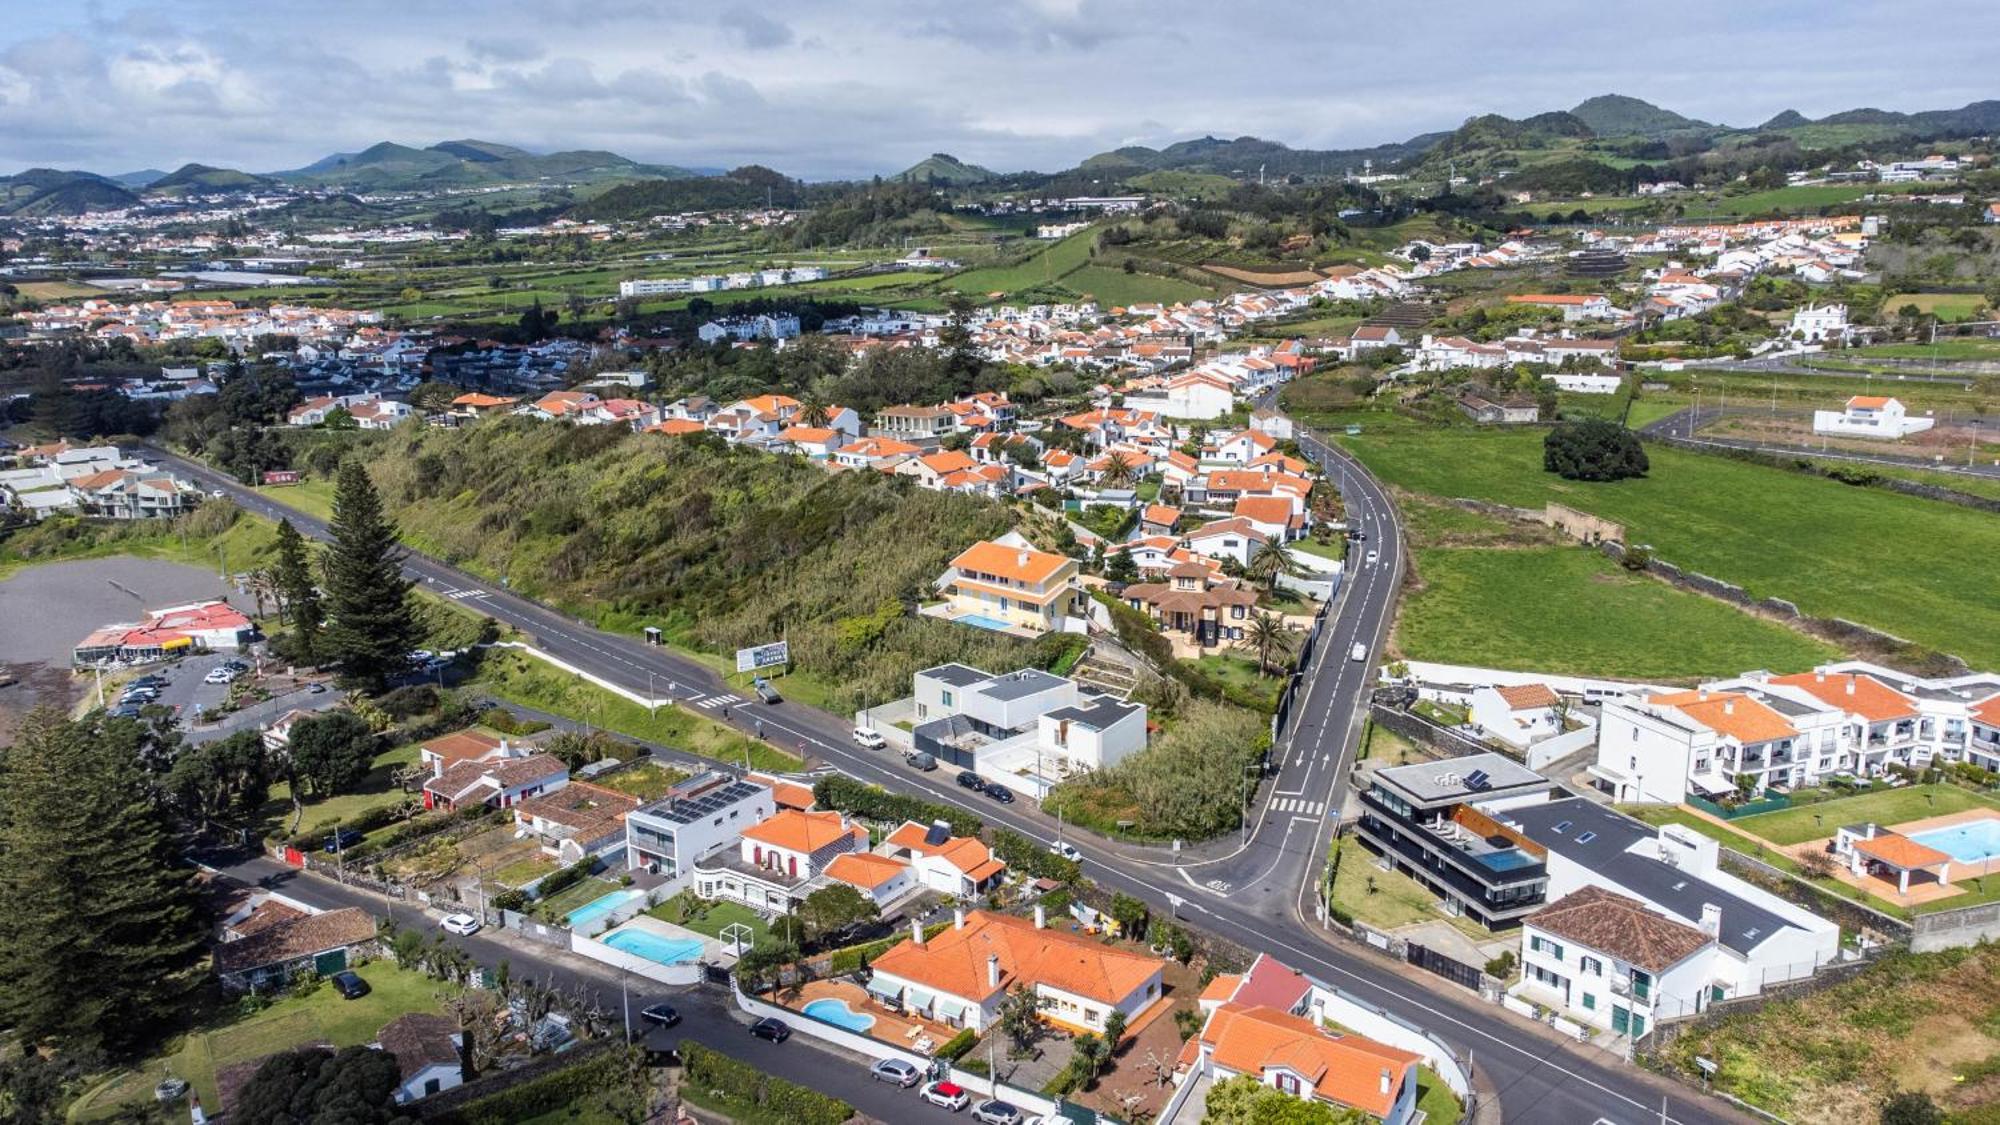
[928,534,1088,636]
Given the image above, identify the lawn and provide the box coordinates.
[1729,784,2000,846]
[1396,546,1837,681]
[1416,1067,1464,1125]
[70,962,444,1120]
[648,894,773,946]
[1341,426,2000,668]
[1192,653,1283,711]
[257,477,336,521]
[540,876,622,921]
[1892,292,1989,323]
[593,759,691,800]
[1059,264,1218,307]
[1330,836,1493,943]
[468,648,803,772]
[262,741,421,844]
[942,229,1098,296]
[493,854,559,887]
[1289,535,1347,563]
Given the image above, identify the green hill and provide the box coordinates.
[276,141,692,191]
[5,177,141,216]
[145,163,271,196]
[1759,109,1810,130]
[1569,94,1708,137]
[895,153,995,185]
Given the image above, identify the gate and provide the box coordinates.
[1405,942,1483,991]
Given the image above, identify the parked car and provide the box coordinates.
[324,827,365,853]
[640,1003,680,1028]
[973,1100,1025,1125]
[984,782,1016,804]
[752,677,782,704]
[107,704,144,719]
[330,970,369,1000]
[906,751,938,771]
[748,1017,790,1042]
[921,1081,970,1111]
[1050,841,1082,862]
[870,1058,921,1087]
[439,912,481,936]
[955,770,984,791]
[203,668,234,685]
[129,675,166,688]
[852,726,886,750]
[119,689,158,703]
[307,683,328,694]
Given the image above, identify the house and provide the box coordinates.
[624,771,775,880]
[214,906,378,991]
[1180,517,1264,568]
[883,820,1007,897]
[1507,294,1615,322]
[1513,886,1716,1039]
[1123,371,1236,419]
[823,852,918,908]
[866,908,1167,1035]
[421,754,567,812]
[1469,683,1564,752]
[1457,389,1540,425]
[64,467,203,520]
[1120,562,1260,649]
[902,662,1149,791]
[1790,303,1851,344]
[376,1013,466,1104]
[1349,325,1404,352]
[874,404,957,441]
[1352,752,1557,929]
[1812,395,1933,439]
[1233,495,1305,541]
[777,426,844,459]
[449,393,519,420]
[1139,504,1181,536]
[898,449,980,489]
[692,808,867,913]
[1591,687,1829,802]
[514,782,642,865]
[931,537,1086,635]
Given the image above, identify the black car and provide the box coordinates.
[955,770,984,790]
[330,970,370,1000]
[748,1017,790,1042]
[984,783,1016,804]
[324,827,365,853]
[106,704,144,719]
[640,1003,681,1028]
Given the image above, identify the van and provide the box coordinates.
[752,677,782,704]
[1349,642,1368,663]
[905,751,938,771]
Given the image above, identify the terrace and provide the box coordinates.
[786,978,963,1054]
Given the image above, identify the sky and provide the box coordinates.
[2,0,1997,180]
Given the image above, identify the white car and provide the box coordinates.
[1049,841,1083,862]
[440,912,482,936]
[852,726,886,750]
[921,1081,970,1111]
[1366,550,1380,564]
[203,668,238,685]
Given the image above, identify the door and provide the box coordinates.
[313,948,348,976]
[1611,1005,1630,1035]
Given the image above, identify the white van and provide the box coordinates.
[1349,642,1368,663]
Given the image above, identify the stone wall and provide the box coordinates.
[1912,900,2000,953]
[1541,502,1624,545]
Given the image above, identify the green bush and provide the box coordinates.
[430,1045,635,1125]
[991,829,1082,885]
[534,854,598,900]
[814,775,982,838]
[681,1041,850,1125]
[936,1028,979,1061]
[828,921,953,973]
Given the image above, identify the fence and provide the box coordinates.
[1910,899,2000,951]
[1715,847,1911,944]
[1405,942,1486,992]
[1686,789,1792,820]
[1366,702,1491,759]
[499,909,575,948]
[1271,599,1334,745]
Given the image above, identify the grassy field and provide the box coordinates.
[265,740,420,844]
[942,229,1098,296]
[1893,292,1990,323]
[1730,784,2000,846]
[1852,338,2000,360]
[70,962,444,1120]
[257,478,336,521]
[1619,804,1901,916]
[1397,546,1836,680]
[13,279,103,300]
[1059,264,1218,307]
[1341,425,2000,668]
[1330,836,1494,943]
[592,760,690,800]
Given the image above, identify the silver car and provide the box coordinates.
[870,1058,921,1087]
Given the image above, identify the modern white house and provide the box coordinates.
[623,772,776,882]
[900,662,1147,794]
[1812,395,1934,439]
[1512,886,1717,1039]
[1122,371,1236,420]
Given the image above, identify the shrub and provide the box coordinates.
[535,855,598,901]
[937,1028,979,1061]
[376,684,441,719]
[680,1042,850,1125]
[431,1047,637,1125]
[813,775,982,838]
[1543,418,1649,482]
[828,921,953,974]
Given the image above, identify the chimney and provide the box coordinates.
[1034,903,1047,929]
[1699,903,1722,938]
[1379,1068,1392,1096]
[1017,549,1030,569]
[911,918,926,946]
[1723,699,1735,715]
[1815,668,1826,683]
[954,906,966,930]
[987,953,1001,990]
[1846,677,1856,696]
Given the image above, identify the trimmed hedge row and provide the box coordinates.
[534,854,598,901]
[992,828,1082,886]
[828,921,954,974]
[936,1027,979,1061]
[681,1041,850,1125]
[813,775,983,838]
[427,1044,631,1125]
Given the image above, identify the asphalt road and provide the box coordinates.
[1643,405,2000,481]
[145,441,1747,1124]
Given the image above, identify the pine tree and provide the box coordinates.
[321,461,418,690]
[0,710,206,1057]
[271,518,324,664]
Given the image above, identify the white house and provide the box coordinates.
[1469,682,1564,753]
[1812,395,1934,439]
[1035,694,1148,773]
[376,1013,466,1104]
[881,820,1008,898]
[1124,371,1236,420]
[1513,886,1717,1039]
[1790,303,1851,344]
[623,772,776,881]
[692,808,866,913]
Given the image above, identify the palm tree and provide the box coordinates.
[1238,611,1299,677]
[243,568,280,621]
[797,394,832,428]
[1244,533,1306,594]
[1099,451,1136,489]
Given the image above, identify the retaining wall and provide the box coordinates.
[569,929,702,986]
[1912,900,2000,952]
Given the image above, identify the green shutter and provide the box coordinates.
[1581,993,1596,1011]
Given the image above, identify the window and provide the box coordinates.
[1581,956,1603,976]
[1630,970,1651,1001]
[1531,936,1564,960]
[1581,993,1596,1011]
[941,691,954,707]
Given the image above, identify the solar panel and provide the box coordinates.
[1464,769,1490,790]
[924,822,952,846]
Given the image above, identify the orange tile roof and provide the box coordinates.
[884,821,1007,881]
[421,729,503,765]
[919,450,978,474]
[739,809,862,854]
[738,394,799,415]
[1974,695,2000,728]
[1232,495,1296,528]
[779,426,839,444]
[871,910,1163,1006]
[1198,1003,1419,1118]
[1854,832,1952,870]
[648,419,706,435]
[1142,504,1181,527]
[1846,395,1893,409]
[746,772,817,811]
[452,392,516,408]
[1495,683,1560,711]
[825,852,910,891]
[1198,974,1242,1004]
[1650,690,1796,744]
[1770,672,1916,722]
[949,540,1072,586]
[838,437,921,458]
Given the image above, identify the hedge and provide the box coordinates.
[428,1044,632,1125]
[813,775,983,838]
[534,854,598,901]
[828,921,954,974]
[937,1027,978,1061]
[992,828,1082,885]
[681,1041,850,1125]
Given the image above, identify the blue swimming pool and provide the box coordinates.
[803,998,876,1032]
[1476,849,1540,872]
[565,888,643,930]
[1909,818,2000,864]
[602,928,706,966]
[953,613,1015,632]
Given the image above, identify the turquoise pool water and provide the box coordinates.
[803,998,876,1032]
[1909,818,2000,863]
[602,928,706,965]
[953,613,1014,632]
[565,888,643,930]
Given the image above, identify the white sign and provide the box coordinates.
[735,640,789,674]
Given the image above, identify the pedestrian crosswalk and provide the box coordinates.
[691,694,736,710]
[446,588,488,600]
[1268,797,1325,816]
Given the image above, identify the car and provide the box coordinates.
[129,675,166,688]
[222,660,249,671]
[307,683,328,694]
[119,689,159,703]
[905,751,938,771]
[408,650,435,665]
[955,770,984,790]
[973,1100,1025,1125]
[748,1017,790,1042]
[921,1081,970,1111]
[324,827,365,853]
[870,1058,921,1087]
[984,782,1016,804]
[107,704,144,719]
[640,1003,681,1028]
[209,488,226,499]
[1365,550,1380,564]
[752,677,782,704]
[330,970,370,1000]
[439,912,481,936]
[1050,841,1083,862]
[852,726,886,750]
[1349,642,1368,663]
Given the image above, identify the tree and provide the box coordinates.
[1108,893,1150,941]
[321,461,419,689]
[1244,533,1306,594]
[232,1045,402,1125]
[321,404,358,431]
[1880,1090,1944,1125]
[1204,1074,1366,1124]
[166,730,273,827]
[286,710,376,800]
[796,394,832,428]
[272,519,326,665]
[1542,418,1649,482]
[1238,611,1300,678]
[1102,1010,1128,1050]
[1099,451,1137,489]
[0,710,206,1058]
[242,567,279,620]
[734,939,799,993]
[997,984,1050,1057]
[1105,547,1137,584]
[795,883,879,946]
[1066,1032,1110,1089]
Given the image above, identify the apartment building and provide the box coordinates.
[1351,753,1557,929]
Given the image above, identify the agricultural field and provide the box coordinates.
[942,228,1099,296]
[11,279,105,301]
[1340,423,2000,668]
[1891,291,1991,322]
[1058,264,1219,307]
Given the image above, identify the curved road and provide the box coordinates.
[146,440,1743,1125]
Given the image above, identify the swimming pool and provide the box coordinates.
[1908,818,2000,863]
[565,888,644,931]
[952,613,1015,632]
[802,998,876,1032]
[1476,849,1540,872]
[602,928,706,966]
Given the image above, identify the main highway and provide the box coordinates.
[146,439,1744,1124]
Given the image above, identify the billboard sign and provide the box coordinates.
[261,470,301,486]
[735,641,789,674]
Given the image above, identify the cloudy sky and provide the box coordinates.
[2,1,1996,179]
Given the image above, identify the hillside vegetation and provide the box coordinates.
[341,420,1053,702]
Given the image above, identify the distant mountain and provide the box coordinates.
[0,170,141,216]
[1759,109,1810,130]
[275,139,695,190]
[1072,132,1445,182]
[145,163,273,197]
[111,169,168,188]
[569,165,823,221]
[894,153,994,185]
[428,139,535,163]
[1569,95,1709,137]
